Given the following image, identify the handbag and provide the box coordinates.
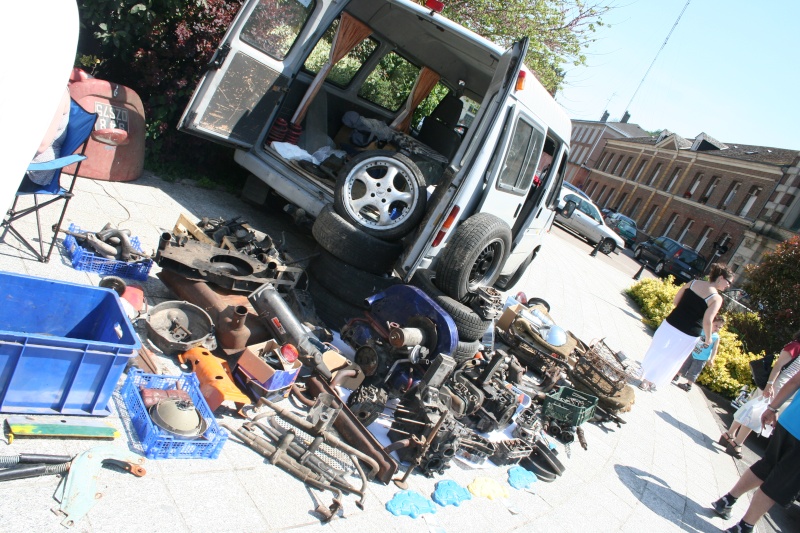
[733,396,770,433]
[749,354,793,390]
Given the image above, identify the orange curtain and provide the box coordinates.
[291,13,372,124]
[390,67,441,133]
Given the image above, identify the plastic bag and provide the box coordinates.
[733,396,770,433]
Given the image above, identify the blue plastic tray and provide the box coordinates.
[64,223,152,280]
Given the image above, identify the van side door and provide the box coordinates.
[179,0,331,148]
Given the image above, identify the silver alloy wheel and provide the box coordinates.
[599,239,615,254]
[340,155,422,234]
[655,261,664,274]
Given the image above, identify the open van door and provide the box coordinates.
[178,0,326,148]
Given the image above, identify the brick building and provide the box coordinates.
[579,130,799,278]
[564,111,650,186]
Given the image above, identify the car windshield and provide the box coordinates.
[678,248,706,270]
[618,215,636,228]
[617,219,635,232]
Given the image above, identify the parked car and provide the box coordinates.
[605,213,637,248]
[563,181,590,200]
[600,207,617,220]
[555,188,624,254]
[633,236,707,283]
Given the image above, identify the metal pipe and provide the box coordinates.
[0,462,70,482]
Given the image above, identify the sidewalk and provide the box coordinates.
[0,173,749,532]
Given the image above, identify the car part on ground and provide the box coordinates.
[434,213,512,302]
[334,151,427,242]
[144,301,216,355]
[312,203,402,275]
[178,347,251,411]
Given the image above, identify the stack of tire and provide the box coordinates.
[308,151,427,330]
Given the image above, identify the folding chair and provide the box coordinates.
[1,99,97,262]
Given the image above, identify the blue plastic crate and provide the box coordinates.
[64,223,152,280]
[0,271,140,415]
[121,369,228,460]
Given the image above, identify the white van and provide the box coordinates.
[179,0,570,300]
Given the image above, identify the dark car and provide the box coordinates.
[605,213,637,247]
[633,236,707,283]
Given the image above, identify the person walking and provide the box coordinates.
[712,370,800,532]
[672,314,725,392]
[638,263,733,392]
[720,331,800,458]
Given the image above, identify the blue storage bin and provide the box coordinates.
[121,369,228,460]
[0,271,139,415]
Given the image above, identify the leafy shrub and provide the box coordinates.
[625,276,679,329]
[627,277,761,399]
[726,311,770,354]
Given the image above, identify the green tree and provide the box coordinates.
[742,235,800,354]
[438,0,611,93]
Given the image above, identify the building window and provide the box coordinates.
[596,152,609,170]
[663,213,679,237]
[695,226,713,251]
[629,197,642,217]
[700,176,720,204]
[677,219,694,243]
[588,181,599,196]
[621,156,633,178]
[602,153,615,172]
[738,185,762,218]
[597,185,607,202]
[611,155,624,175]
[719,181,741,210]
[643,204,659,232]
[685,172,703,198]
[615,192,628,211]
[573,127,582,142]
[633,160,648,181]
[665,168,682,193]
[646,163,662,186]
[604,188,616,208]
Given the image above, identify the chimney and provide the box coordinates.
[600,110,609,123]
[620,111,631,123]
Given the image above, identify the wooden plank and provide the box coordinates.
[5,416,119,442]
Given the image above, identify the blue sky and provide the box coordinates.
[555,0,800,150]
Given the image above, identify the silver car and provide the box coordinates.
[556,188,625,254]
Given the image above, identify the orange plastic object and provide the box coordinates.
[178,347,250,411]
[66,68,145,182]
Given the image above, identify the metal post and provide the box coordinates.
[633,260,647,280]
[590,239,603,257]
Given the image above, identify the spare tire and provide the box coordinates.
[312,204,402,275]
[334,150,427,242]
[308,276,363,331]
[309,250,401,309]
[435,213,512,302]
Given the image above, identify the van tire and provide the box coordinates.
[334,150,427,242]
[494,249,537,291]
[410,269,490,342]
[312,204,402,275]
[453,339,483,362]
[435,213,512,302]
[309,250,401,309]
[308,275,363,330]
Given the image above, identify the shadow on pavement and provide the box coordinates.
[654,408,724,452]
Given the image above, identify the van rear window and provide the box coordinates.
[304,18,378,86]
[240,0,316,61]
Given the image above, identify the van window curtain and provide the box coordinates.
[390,67,440,133]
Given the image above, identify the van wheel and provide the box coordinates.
[312,204,402,275]
[494,249,537,291]
[599,238,616,255]
[410,269,491,342]
[654,261,665,276]
[309,250,401,309]
[334,151,427,242]
[435,213,512,302]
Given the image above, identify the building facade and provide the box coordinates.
[565,111,650,187]
[580,131,799,278]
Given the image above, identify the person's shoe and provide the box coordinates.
[725,520,754,533]
[712,496,734,520]
[672,374,680,382]
[678,382,692,392]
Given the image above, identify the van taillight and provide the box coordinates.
[516,71,526,91]
[432,206,461,247]
[425,0,444,13]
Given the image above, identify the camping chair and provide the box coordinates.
[1,99,97,262]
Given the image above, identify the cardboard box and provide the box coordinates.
[322,350,365,391]
[497,303,525,331]
[236,340,302,392]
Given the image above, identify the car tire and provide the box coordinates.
[312,204,402,275]
[494,249,537,291]
[334,150,427,242]
[654,261,665,276]
[526,297,551,312]
[633,247,642,259]
[435,213,512,302]
[453,339,483,362]
[599,238,616,255]
[309,250,401,309]
[308,275,363,330]
[410,269,491,342]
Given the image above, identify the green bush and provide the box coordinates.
[626,277,761,399]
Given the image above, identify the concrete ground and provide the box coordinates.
[0,172,785,532]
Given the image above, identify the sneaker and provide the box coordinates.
[679,382,692,392]
[672,374,680,382]
[712,496,734,520]
[725,522,754,533]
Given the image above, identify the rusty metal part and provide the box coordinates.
[216,305,251,354]
[489,438,533,466]
[158,269,273,354]
[139,388,191,408]
[473,286,503,320]
[576,426,588,450]
[223,424,343,522]
[392,412,447,489]
[178,347,250,411]
[156,237,302,292]
[133,346,161,375]
[145,301,215,355]
[293,380,398,483]
[388,326,425,348]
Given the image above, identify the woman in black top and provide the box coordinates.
[639,263,733,391]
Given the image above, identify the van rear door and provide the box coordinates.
[178,0,328,148]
